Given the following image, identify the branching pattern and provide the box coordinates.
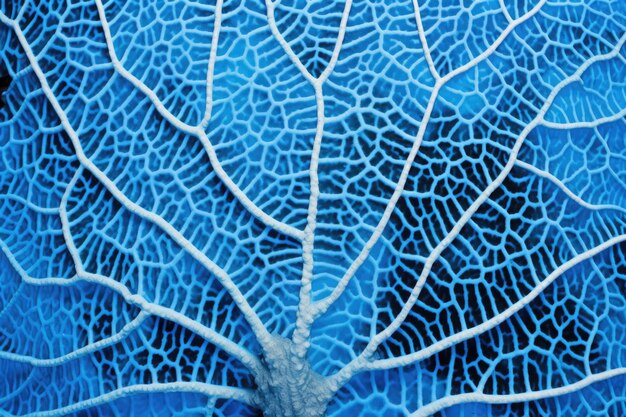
[1,0,625,416]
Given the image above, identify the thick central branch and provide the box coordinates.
[253,336,334,417]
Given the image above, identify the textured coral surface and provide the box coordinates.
[0,0,625,416]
